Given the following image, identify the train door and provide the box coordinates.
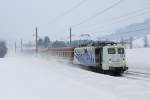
[95,48,102,67]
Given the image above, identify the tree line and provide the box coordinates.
[0,41,7,58]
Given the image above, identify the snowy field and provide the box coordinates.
[126,48,150,72]
[0,48,150,100]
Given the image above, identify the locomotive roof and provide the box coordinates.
[90,41,117,46]
[74,41,126,50]
[78,41,117,47]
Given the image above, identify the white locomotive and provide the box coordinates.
[73,42,128,75]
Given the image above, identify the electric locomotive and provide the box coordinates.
[73,41,128,75]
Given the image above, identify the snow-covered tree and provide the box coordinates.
[143,36,149,48]
[0,41,7,58]
[129,37,133,49]
[120,37,125,46]
[43,36,50,48]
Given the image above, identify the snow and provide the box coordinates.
[133,37,144,48]
[126,48,150,72]
[0,48,150,100]
[133,34,150,48]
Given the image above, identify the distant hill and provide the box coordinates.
[103,18,150,41]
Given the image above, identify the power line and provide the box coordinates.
[60,27,150,40]
[58,5,150,40]
[76,5,150,31]
[50,0,123,40]
[72,0,124,28]
[73,5,150,36]
[98,27,150,38]
[54,0,150,40]
[93,27,150,40]
[111,6,150,21]
[93,9,150,34]
[74,14,150,40]
[45,0,88,40]
[114,27,150,35]
[49,0,88,24]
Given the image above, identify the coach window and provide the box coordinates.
[108,48,116,54]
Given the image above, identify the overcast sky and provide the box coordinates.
[0,0,150,45]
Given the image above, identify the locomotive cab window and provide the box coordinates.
[118,48,124,54]
[108,48,116,54]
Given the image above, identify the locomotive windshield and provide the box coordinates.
[108,48,116,54]
[108,48,124,54]
[118,48,124,54]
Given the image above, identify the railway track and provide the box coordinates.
[123,70,150,83]
[47,58,150,83]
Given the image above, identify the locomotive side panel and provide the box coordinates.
[73,47,96,67]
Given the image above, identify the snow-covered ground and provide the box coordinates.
[126,48,150,72]
[0,48,150,100]
[132,34,150,48]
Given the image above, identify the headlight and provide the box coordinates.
[109,59,112,63]
[123,58,126,63]
[123,60,125,63]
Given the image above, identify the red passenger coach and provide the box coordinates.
[47,47,75,61]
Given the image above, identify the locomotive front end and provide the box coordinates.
[102,45,128,74]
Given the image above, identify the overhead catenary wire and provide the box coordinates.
[111,6,150,21]
[54,0,150,40]
[49,0,88,24]
[45,0,88,40]
[51,0,124,40]
[91,27,150,41]
[57,0,124,40]
[113,27,150,35]
[92,9,150,34]
[97,27,150,40]
[68,14,150,40]
[72,0,124,28]
[72,4,150,38]
[75,5,150,31]
[59,20,150,40]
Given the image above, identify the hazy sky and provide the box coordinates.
[0,0,150,44]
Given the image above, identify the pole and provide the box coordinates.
[70,27,72,46]
[36,27,38,53]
